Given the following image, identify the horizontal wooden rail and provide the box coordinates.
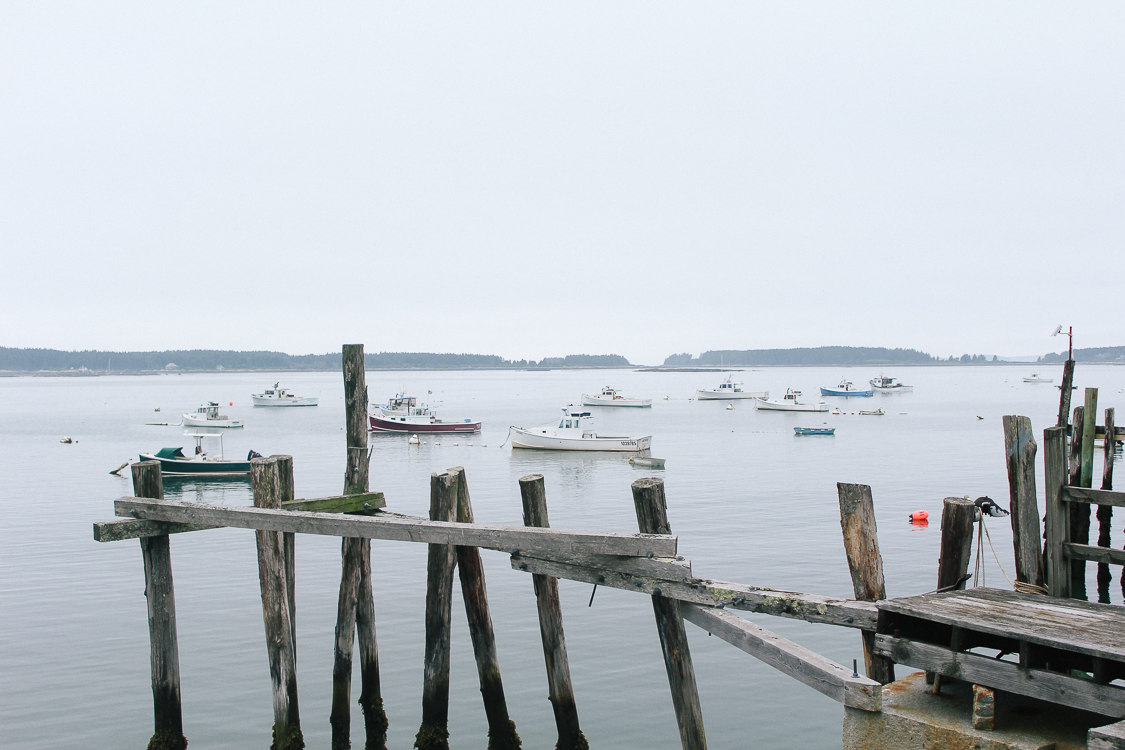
[875,634,1125,718]
[1063,487,1125,509]
[510,554,877,630]
[1065,543,1125,567]
[682,605,881,712]
[95,492,386,542]
[113,498,677,558]
[516,550,693,583]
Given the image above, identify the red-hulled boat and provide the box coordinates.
[369,394,481,433]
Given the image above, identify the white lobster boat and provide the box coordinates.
[252,382,318,407]
[182,402,244,428]
[1023,373,1054,384]
[755,389,828,412]
[696,374,767,400]
[509,407,652,452]
[581,386,652,408]
[869,375,913,392]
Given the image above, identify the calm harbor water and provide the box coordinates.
[2,365,1122,749]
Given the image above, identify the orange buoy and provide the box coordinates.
[909,510,929,522]
[229,401,233,406]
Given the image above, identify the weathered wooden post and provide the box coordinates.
[929,496,977,694]
[837,483,895,684]
[415,471,459,750]
[132,460,188,750]
[1097,408,1116,603]
[1057,359,1075,428]
[632,478,707,750]
[252,455,303,750]
[451,467,521,750]
[1043,426,1070,598]
[1069,404,1091,599]
[332,343,388,750]
[518,474,588,750]
[1003,416,1045,588]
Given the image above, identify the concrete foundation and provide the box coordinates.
[844,672,1112,750]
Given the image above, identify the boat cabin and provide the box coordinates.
[783,390,802,401]
[192,403,225,419]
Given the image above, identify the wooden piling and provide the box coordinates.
[837,483,895,684]
[1097,408,1116,603]
[632,478,707,750]
[132,461,187,750]
[518,474,588,750]
[937,497,976,592]
[1044,426,1070,598]
[1070,404,1091,599]
[332,343,387,750]
[451,467,521,750]
[1057,359,1075,428]
[252,455,304,750]
[1081,389,1099,488]
[1002,416,1045,588]
[415,471,458,750]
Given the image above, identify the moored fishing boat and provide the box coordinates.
[252,382,318,407]
[869,375,912,392]
[755,389,828,412]
[820,379,873,397]
[140,434,258,476]
[182,402,244,428]
[696,374,767,400]
[509,407,651,452]
[1023,373,1053,384]
[581,386,652,408]
[370,395,480,433]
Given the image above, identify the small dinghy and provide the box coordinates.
[183,402,244,429]
[794,426,835,435]
[858,408,885,416]
[629,456,666,469]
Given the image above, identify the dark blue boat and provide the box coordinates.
[140,434,255,476]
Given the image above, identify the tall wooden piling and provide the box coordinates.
[937,497,976,592]
[415,471,458,750]
[1003,416,1045,588]
[451,467,521,750]
[837,483,895,684]
[1057,359,1075,428]
[1070,404,1091,599]
[1044,426,1070,598]
[252,455,304,750]
[632,478,707,750]
[132,461,187,750]
[332,343,387,750]
[1097,408,1116,603]
[518,474,588,750]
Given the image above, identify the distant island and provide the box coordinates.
[665,347,947,367]
[1038,346,1125,364]
[0,347,632,373]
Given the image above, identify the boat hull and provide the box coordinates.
[509,427,651,452]
[756,399,828,412]
[794,427,835,435]
[871,385,912,392]
[695,390,767,400]
[369,414,481,433]
[252,395,318,407]
[182,414,244,428]
[820,388,873,397]
[581,395,652,407]
[139,453,252,476]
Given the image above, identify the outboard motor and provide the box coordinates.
[247,449,263,460]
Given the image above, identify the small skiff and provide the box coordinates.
[629,456,666,468]
[581,386,652,408]
[509,407,652,452]
[794,426,835,435]
[755,389,828,412]
[696,374,767,400]
[858,409,885,416]
[182,402,243,428]
[252,383,318,407]
[820,379,873,397]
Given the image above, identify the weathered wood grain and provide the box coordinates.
[1003,416,1044,587]
[1089,719,1125,750]
[1064,487,1125,509]
[875,634,1125,718]
[1098,409,1117,603]
[508,555,878,630]
[1065,543,1125,567]
[355,538,387,749]
[114,497,676,558]
[1082,389,1099,488]
[632,478,706,750]
[415,471,458,749]
[682,605,881,712]
[877,587,1125,662]
[132,462,187,750]
[516,550,693,583]
[284,492,385,513]
[1057,359,1075,428]
[449,468,521,749]
[520,475,588,750]
[837,483,894,684]
[1071,404,1092,599]
[343,344,369,497]
[937,497,976,592]
[252,456,303,750]
[1044,426,1071,598]
[330,536,361,750]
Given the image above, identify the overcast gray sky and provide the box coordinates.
[2,3,1122,365]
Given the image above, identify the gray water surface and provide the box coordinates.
[2,365,1122,749]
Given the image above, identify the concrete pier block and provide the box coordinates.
[844,672,1102,750]
[973,684,996,730]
